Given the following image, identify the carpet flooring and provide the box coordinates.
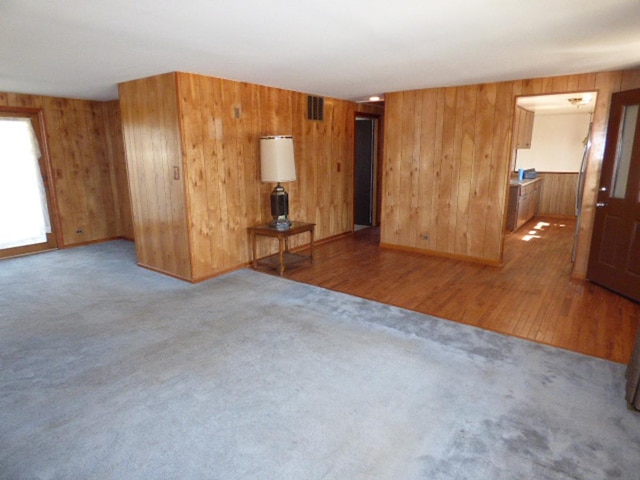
[1,241,639,479]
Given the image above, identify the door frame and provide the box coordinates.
[0,106,62,258]
[353,112,383,229]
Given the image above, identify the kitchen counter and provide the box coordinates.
[506,177,543,232]
[509,177,539,187]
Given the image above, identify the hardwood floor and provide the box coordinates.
[266,216,640,364]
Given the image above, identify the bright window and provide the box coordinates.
[0,117,51,249]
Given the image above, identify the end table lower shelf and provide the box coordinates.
[248,221,315,276]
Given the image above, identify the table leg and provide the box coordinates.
[309,227,314,264]
[251,232,257,268]
[278,236,285,276]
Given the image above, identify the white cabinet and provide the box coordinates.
[514,106,534,149]
[506,178,542,232]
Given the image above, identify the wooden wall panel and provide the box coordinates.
[175,73,355,280]
[101,100,133,239]
[571,71,623,277]
[355,103,384,116]
[537,173,579,217]
[488,81,516,259]
[42,97,117,243]
[383,83,507,262]
[380,92,402,245]
[382,68,640,270]
[0,91,127,246]
[119,74,192,279]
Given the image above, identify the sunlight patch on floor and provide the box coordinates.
[521,221,551,242]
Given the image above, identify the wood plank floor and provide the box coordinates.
[261,216,640,364]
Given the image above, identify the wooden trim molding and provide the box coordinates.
[0,106,63,253]
[379,242,503,267]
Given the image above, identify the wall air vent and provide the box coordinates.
[307,95,324,121]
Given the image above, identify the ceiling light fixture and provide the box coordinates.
[368,96,381,102]
[568,94,593,108]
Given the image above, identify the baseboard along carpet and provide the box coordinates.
[1,241,639,479]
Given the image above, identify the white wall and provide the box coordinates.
[515,112,591,173]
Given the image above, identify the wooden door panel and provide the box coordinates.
[598,214,621,267]
[588,88,640,301]
[628,222,640,276]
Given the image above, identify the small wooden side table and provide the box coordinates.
[248,221,315,276]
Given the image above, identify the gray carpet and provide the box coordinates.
[1,241,639,479]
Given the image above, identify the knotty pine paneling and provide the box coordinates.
[102,100,133,239]
[356,103,384,116]
[382,82,513,263]
[536,173,579,217]
[175,72,355,280]
[42,97,117,244]
[382,68,640,273]
[0,91,129,246]
[119,74,192,280]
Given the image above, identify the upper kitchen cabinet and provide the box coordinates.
[514,106,534,149]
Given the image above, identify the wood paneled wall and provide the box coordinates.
[382,82,513,263]
[119,74,192,279]
[120,72,355,281]
[536,172,579,217]
[356,103,385,116]
[0,91,131,246]
[382,68,640,274]
[178,73,356,279]
[101,100,133,239]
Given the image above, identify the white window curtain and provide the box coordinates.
[0,117,51,249]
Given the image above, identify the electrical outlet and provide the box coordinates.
[420,233,429,241]
[76,229,83,234]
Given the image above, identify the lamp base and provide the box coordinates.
[269,183,292,230]
[269,216,292,231]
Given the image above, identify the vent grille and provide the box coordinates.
[307,96,324,121]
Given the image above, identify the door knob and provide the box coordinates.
[596,202,607,207]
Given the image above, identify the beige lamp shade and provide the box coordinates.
[260,135,296,182]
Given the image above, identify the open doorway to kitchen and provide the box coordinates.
[0,109,59,259]
[506,92,597,263]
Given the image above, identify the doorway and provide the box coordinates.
[0,109,59,259]
[508,92,596,261]
[354,115,380,231]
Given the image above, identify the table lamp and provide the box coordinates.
[260,135,296,230]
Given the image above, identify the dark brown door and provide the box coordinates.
[587,88,640,301]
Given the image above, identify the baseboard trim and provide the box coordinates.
[191,264,249,284]
[136,262,193,282]
[62,236,134,249]
[312,231,352,247]
[379,242,502,267]
[139,230,353,283]
[536,214,578,220]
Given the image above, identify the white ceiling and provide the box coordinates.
[1,0,640,102]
